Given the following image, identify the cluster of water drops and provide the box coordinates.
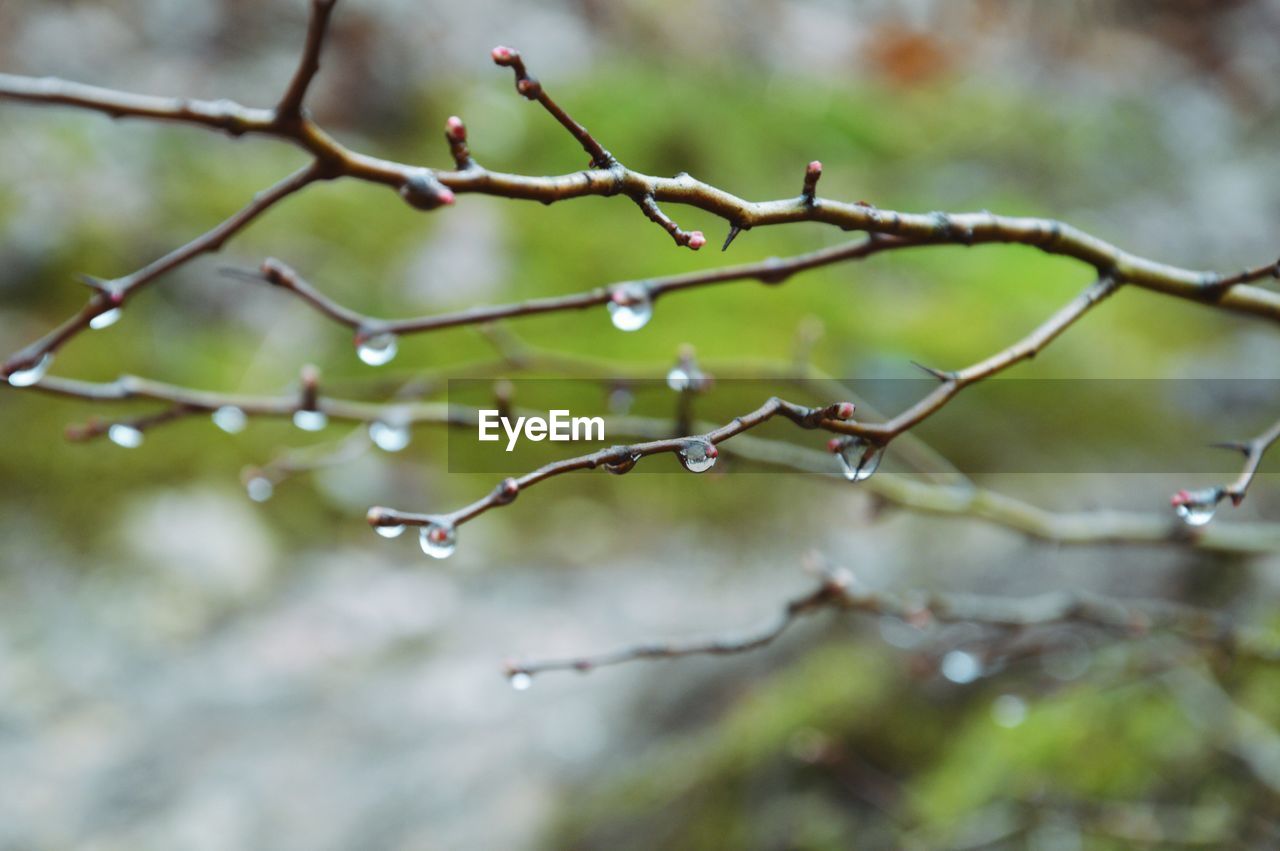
[356,331,399,367]
[606,283,653,331]
[678,438,718,473]
[828,436,884,482]
[1170,487,1224,527]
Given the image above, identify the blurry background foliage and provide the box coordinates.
[1,0,1279,848]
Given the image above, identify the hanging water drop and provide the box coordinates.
[293,409,328,432]
[356,331,399,366]
[211,406,247,434]
[678,439,718,473]
[833,437,883,482]
[89,307,122,330]
[666,365,691,391]
[246,476,274,503]
[603,450,640,475]
[419,521,457,559]
[1171,488,1221,527]
[6,353,52,388]
[941,650,982,684]
[374,524,406,539]
[107,423,144,448]
[509,672,533,691]
[369,420,411,452]
[606,283,653,331]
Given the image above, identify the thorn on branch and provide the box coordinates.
[911,360,955,382]
[722,225,743,251]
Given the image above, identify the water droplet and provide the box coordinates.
[510,672,533,691]
[375,524,406,539]
[1171,487,1220,527]
[6,353,52,387]
[246,476,274,502]
[369,419,411,452]
[107,423,144,448]
[89,307,122,330]
[836,438,883,482]
[356,331,398,366]
[991,694,1027,728]
[666,366,691,392]
[606,284,652,331]
[211,406,247,434]
[419,521,457,559]
[607,387,634,414]
[941,650,981,684]
[293,409,328,432]
[603,450,639,475]
[678,439,718,473]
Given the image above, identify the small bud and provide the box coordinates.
[491,45,516,65]
[399,172,455,211]
[806,160,823,177]
[300,363,321,389]
[705,444,719,459]
[834,402,856,420]
[107,289,125,305]
[686,231,706,250]
[445,115,466,142]
[437,187,456,206]
[826,437,845,454]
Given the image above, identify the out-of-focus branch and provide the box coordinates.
[17,373,1280,554]
[508,565,1280,680]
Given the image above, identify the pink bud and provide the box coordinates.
[437,187,456,206]
[826,437,844,454]
[807,160,823,176]
[108,289,125,305]
[1170,489,1192,507]
[705,444,719,459]
[834,402,856,420]
[687,231,706,250]
[445,115,466,141]
[491,46,515,64]
[500,478,519,497]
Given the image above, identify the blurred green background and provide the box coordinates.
[1,0,1279,848]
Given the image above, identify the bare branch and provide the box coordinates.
[509,565,1280,679]
[276,0,340,121]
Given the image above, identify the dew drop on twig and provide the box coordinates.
[89,307,122,330]
[107,423,144,448]
[835,437,883,482]
[606,284,652,331]
[6,353,52,388]
[246,476,274,503]
[509,672,533,691]
[374,524,405,539]
[419,521,457,559]
[293,409,328,432]
[1171,487,1220,527]
[678,439,718,473]
[212,406,247,434]
[356,332,399,366]
[369,420,411,452]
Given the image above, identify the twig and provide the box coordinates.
[508,565,1280,678]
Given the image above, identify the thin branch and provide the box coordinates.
[1,163,322,377]
[16,373,1280,554]
[1171,414,1280,522]
[508,566,1280,678]
[1223,415,1280,504]
[276,0,340,121]
[224,235,909,340]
